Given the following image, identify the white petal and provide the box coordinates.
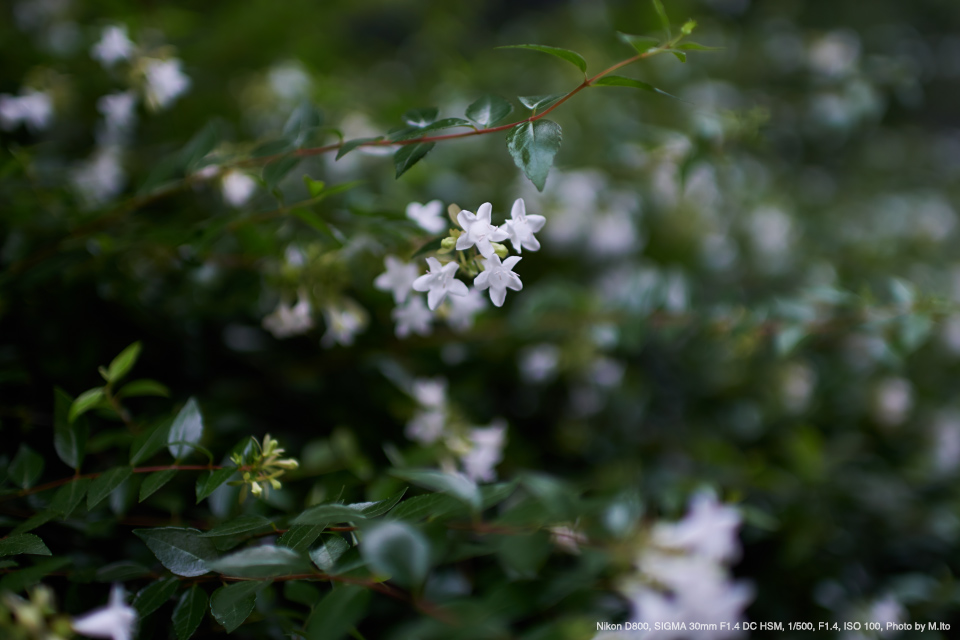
[448,279,469,297]
[505,275,523,291]
[502,256,522,270]
[474,271,491,289]
[527,214,546,232]
[490,287,507,307]
[412,274,433,292]
[477,238,494,258]
[455,235,473,251]
[524,235,541,251]
[457,210,475,230]
[511,198,526,220]
[489,225,509,242]
[425,256,442,272]
[427,288,444,310]
[477,202,493,224]
[440,261,460,277]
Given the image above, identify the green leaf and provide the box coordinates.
[389,493,461,521]
[517,93,565,112]
[199,515,272,538]
[8,445,44,489]
[53,388,87,470]
[115,379,170,399]
[87,466,133,509]
[173,585,208,640]
[505,119,562,192]
[95,561,151,581]
[402,107,439,128]
[394,142,435,178]
[390,469,481,513]
[106,341,142,384]
[140,469,178,502]
[263,156,299,190]
[676,42,722,51]
[251,138,295,158]
[134,527,219,577]
[196,468,236,504]
[617,32,660,54]
[284,101,323,146]
[210,580,268,633]
[481,480,519,509]
[651,0,671,38]
[292,208,340,245]
[305,584,370,640]
[168,397,204,460]
[294,505,362,526]
[497,532,552,579]
[68,387,105,424]
[180,121,223,170]
[130,417,173,465]
[498,44,587,74]
[0,557,71,594]
[354,488,408,518]
[360,521,430,588]
[207,546,311,577]
[284,580,321,606]
[11,512,55,536]
[681,19,697,35]
[465,94,514,128]
[48,478,91,518]
[409,237,446,259]
[133,577,180,617]
[336,137,382,160]
[278,525,326,553]
[303,175,326,198]
[592,75,680,100]
[775,324,807,357]
[0,534,51,557]
[389,118,473,141]
[671,50,687,63]
[309,536,350,572]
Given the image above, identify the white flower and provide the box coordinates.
[651,492,742,563]
[502,198,545,253]
[406,408,446,444]
[97,91,137,142]
[221,170,257,207]
[411,377,446,408]
[91,25,134,68]
[406,200,447,234]
[375,256,420,304]
[473,254,522,307]
[456,203,509,258]
[444,287,487,332]
[412,257,468,310]
[392,296,433,338]
[321,301,367,348]
[144,58,190,111]
[71,584,137,640]
[519,344,560,383]
[460,422,506,482]
[0,89,53,132]
[72,146,125,207]
[262,296,314,339]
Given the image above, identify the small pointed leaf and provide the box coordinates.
[173,585,208,640]
[106,342,142,384]
[402,107,439,128]
[394,142,435,178]
[0,534,51,557]
[54,388,87,470]
[68,388,105,424]
[498,44,586,74]
[133,577,180,617]
[168,398,204,460]
[506,120,562,192]
[139,469,178,502]
[207,546,311,578]
[133,527,218,577]
[465,95,514,127]
[87,466,133,509]
[210,580,268,633]
[196,468,237,504]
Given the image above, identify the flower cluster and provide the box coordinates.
[377,198,544,338]
[230,434,299,502]
[0,583,136,640]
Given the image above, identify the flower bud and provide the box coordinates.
[447,203,461,225]
[492,242,508,259]
[440,236,457,251]
[274,458,299,470]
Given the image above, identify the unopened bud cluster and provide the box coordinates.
[231,434,299,502]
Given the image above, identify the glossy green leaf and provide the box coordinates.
[336,136,382,160]
[303,175,325,197]
[195,468,236,504]
[394,142,435,178]
[617,32,660,54]
[180,121,223,170]
[95,561,151,581]
[134,527,218,577]
[360,521,430,588]
[283,101,323,146]
[8,445,44,489]
[496,531,551,579]
[388,493,461,521]
[517,93,565,112]
[210,580,268,633]
[391,469,481,512]
[49,477,91,518]
[263,156,299,190]
[87,466,133,509]
[592,75,680,100]
[0,557,71,594]
[651,0,671,38]
[173,585,208,640]
[278,525,326,553]
[106,341,141,384]
[309,536,350,572]
[305,584,370,640]
[671,50,687,63]
[130,417,173,465]
[498,44,586,74]
[505,119,562,192]
[68,387,105,424]
[676,42,722,51]
[53,388,87,470]
[133,577,180,617]
[115,379,170,399]
[199,515,272,538]
[465,94,514,128]
[294,489,408,525]
[11,512,55,536]
[354,488,408,518]
[0,534,51,557]
[168,397,203,460]
[208,545,311,577]
[402,107,439,128]
[284,580,321,606]
[390,118,473,141]
[139,469,178,502]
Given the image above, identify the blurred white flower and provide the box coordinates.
[221,170,257,207]
[931,412,960,474]
[412,377,447,408]
[456,203,509,258]
[502,198,545,253]
[91,25,134,68]
[375,256,419,304]
[549,524,587,554]
[869,594,905,638]
[587,210,638,258]
[460,421,506,482]
[392,295,433,338]
[781,362,817,414]
[518,344,560,383]
[808,30,860,78]
[144,58,190,110]
[72,146,125,207]
[268,60,312,102]
[321,301,367,347]
[406,200,447,234]
[444,287,488,332]
[71,584,137,640]
[406,408,446,444]
[474,254,522,307]
[651,492,742,563]
[588,357,625,389]
[0,89,53,132]
[262,296,313,339]
[412,257,468,310]
[873,377,913,427]
[96,91,137,144]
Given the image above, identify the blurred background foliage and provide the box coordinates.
[4,0,960,636]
